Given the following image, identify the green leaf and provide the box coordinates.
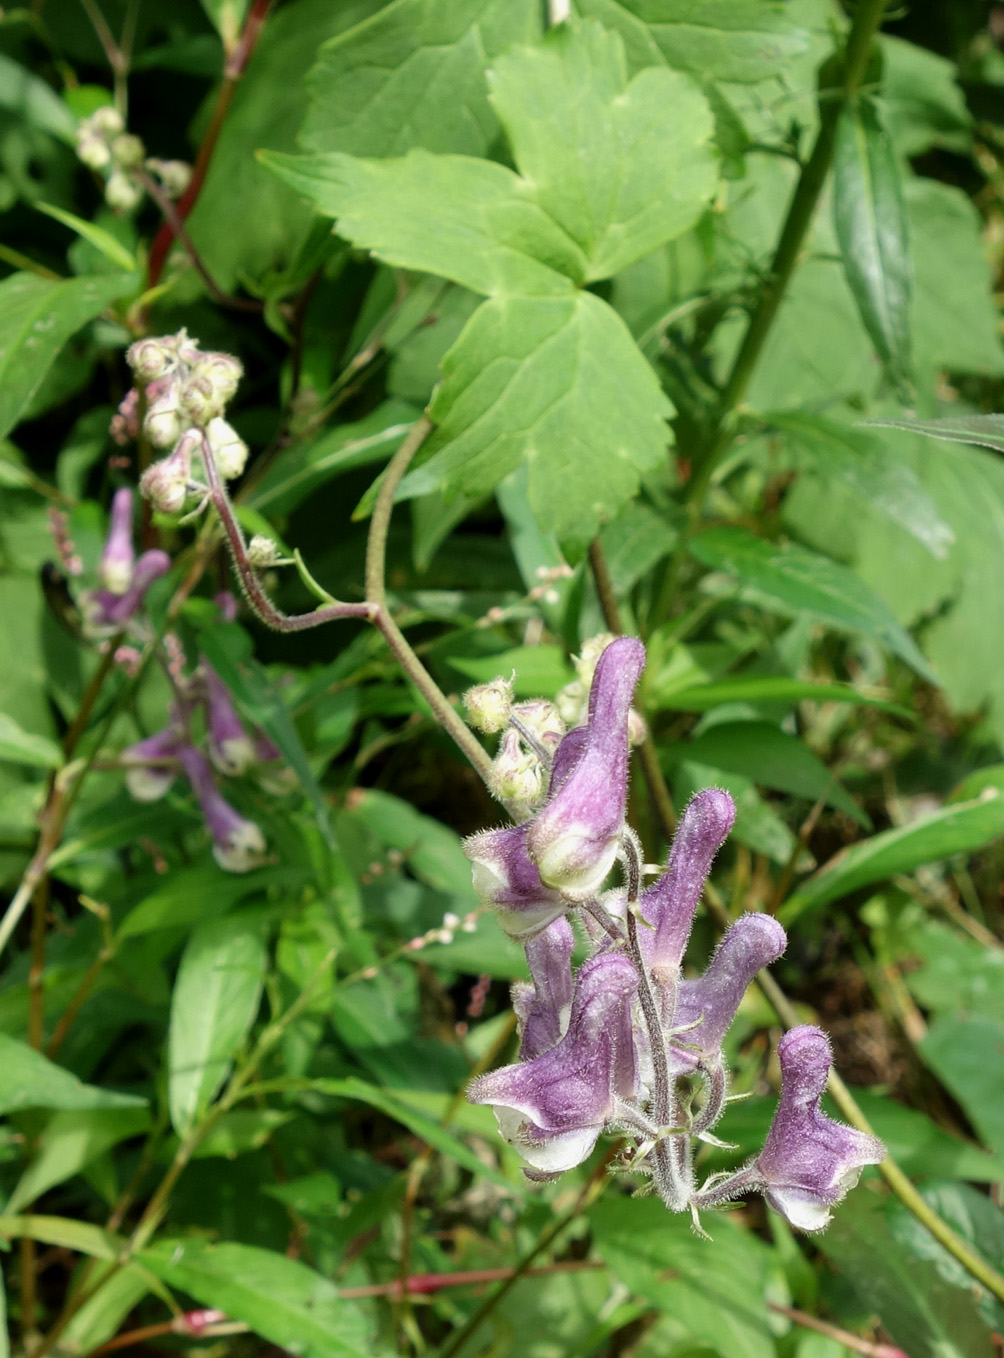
[140,1238,374,1358]
[669,720,867,826]
[343,789,474,895]
[0,1034,146,1115]
[0,712,62,769]
[6,1107,151,1215]
[781,793,1004,924]
[846,1091,1004,1185]
[900,919,1004,1023]
[765,411,953,559]
[311,1077,521,1192]
[880,36,971,158]
[0,272,133,441]
[0,1214,123,1261]
[0,53,76,143]
[263,147,586,297]
[398,292,673,541]
[168,913,267,1137]
[198,623,335,847]
[832,96,912,393]
[489,21,717,280]
[816,1191,994,1358]
[181,1109,295,1160]
[921,1015,1004,1159]
[591,1195,776,1358]
[651,673,913,717]
[575,0,807,82]
[598,500,680,594]
[117,863,300,939]
[0,1256,6,1358]
[447,644,573,697]
[35,202,140,273]
[689,525,936,682]
[302,0,541,157]
[867,412,1004,454]
[61,1263,153,1355]
[198,0,250,48]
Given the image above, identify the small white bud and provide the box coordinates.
[111,132,145,169]
[127,339,172,383]
[247,534,283,568]
[464,675,514,734]
[143,388,183,448]
[489,729,544,815]
[145,157,192,198]
[555,678,587,727]
[574,632,616,685]
[627,707,647,747]
[179,375,218,426]
[206,417,248,479]
[197,352,243,407]
[76,134,111,170]
[105,169,142,212]
[511,699,565,750]
[88,106,124,139]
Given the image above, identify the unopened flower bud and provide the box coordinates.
[627,707,647,747]
[105,169,142,212]
[77,134,111,170]
[574,632,616,685]
[127,339,173,383]
[179,375,217,426]
[98,487,135,594]
[554,678,587,727]
[511,699,565,751]
[111,132,145,169]
[490,729,544,815]
[145,157,192,198]
[122,726,183,802]
[198,352,242,407]
[88,106,124,139]
[139,430,197,514]
[464,675,513,734]
[144,388,183,449]
[247,535,282,568]
[206,417,248,479]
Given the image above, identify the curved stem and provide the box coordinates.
[365,414,432,607]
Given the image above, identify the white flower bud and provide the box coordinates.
[139,430,197,514]
[105,169,142,212]
[145,157,192,198]
[511,699,565,751]
[111,132,145,169]
[197,352,243,407]
[144,387,183,448]
[490,729,544,815]
[213,817,267,873]
[627,707,647,747]
[464,675,514,734]
[206,417,248,479]
[555,678,587,727]
[179,375,218,426]
[247,534,283,568]
[574,632,616,685]
[127,339,173,383]
[76,134,111,170]
[88,106,124,139]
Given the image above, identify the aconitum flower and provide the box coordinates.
[464,822,567,941]
[179,746,266,873]
[469,953,638,1174]
[81,549,171,636]
[203,663,256,775]
[97,488,135,594]
[121,725,184,802]
[753,1026,884,1231]
[512,915,575,1061]
[526,636,645,900]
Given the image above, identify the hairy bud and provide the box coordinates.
[464,675,514,734]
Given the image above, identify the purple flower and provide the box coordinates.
[640,788,736,975]
[526,636,645,900]
[202,662,255,775]
[81,549,171,635]
[672,913,787,1070]
[122,725,184,802]
[754,1026,884,1231]
[468,953,638,1173]
[98,488,135,594]
[464,822,567,941]
[512,916,575,1061]
[179,746,266,873]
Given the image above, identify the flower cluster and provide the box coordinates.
[75,106,190,213]
[112,330,247,516]
[74,489,276,873]
[464,637,883,1231]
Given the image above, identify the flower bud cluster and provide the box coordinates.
[76,106,191,213]
[113,331,246,516]
[464,638,883,1231]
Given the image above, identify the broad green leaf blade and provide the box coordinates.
[867,412,1004,453]
[921,1016,1004,1160]
[343,789,475,895]
[447,645,573,697]
[0,53,76,143]
[6,1107,151,1215]
[781,793,1004,923]
[489,20,717,280]
[117,863,300,939]
[689,525,936,682]
[0,272,133,441]
[0,1215,123,1260]
[398,292,673,541]
[168,913,267,1137]
[833,97,912,392]
[198,623,334,847]
[61,1264,153,1355]
[302,0,541,157]
[35,203,140,272]
[312,1077,520,1192]
[576,0,807,82]
[261,148,585,296]
[0,712,62,768]
[669,720,868,826]
[591,1195,776,1358]
[818,1193,994,1358]
[651,674,913,717]
[845,1091,1004,1185]
[141,1239,374,1357]
[0,1034,146,1115]
[766,411,953,559]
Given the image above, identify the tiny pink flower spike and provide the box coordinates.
[642,788,736,975]
[672,913,787,1070]
[121,725,184,802]
[512,915,575,1061]
[464,822,567,941]
[754,1026,884,1232]
[202,662,256,775]
[98,488,135,594]
[178,746,266,873]
[468,952,638,1174]
[526,636,645,900]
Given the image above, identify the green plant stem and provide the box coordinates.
[365,415,433,607]
[587,533,1004,1306]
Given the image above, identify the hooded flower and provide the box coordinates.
[98,488,136,594]
[81,549,171,636]
[464,822,567,941]
[754,1026,884,1231]
[179,746,266,873]
[202,662,256,775]
[512,915,575,1061]
[121,724,185,802]
[526,636,645,900]
[469,953,638,1173]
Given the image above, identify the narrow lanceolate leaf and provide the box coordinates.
[488,20,718,279]
[261,148,586,297]
[0,712,62,769]
[397,292,673,542]
[302,0,542,157]
[833,97,913,394]
[140,1239,374,1358]
[688,525,936,682]
[781,791,1004,923]
[0,1034,147,1116]
[0,272,134,441]
[168,914,267,1137]
[867,412,1004,454]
